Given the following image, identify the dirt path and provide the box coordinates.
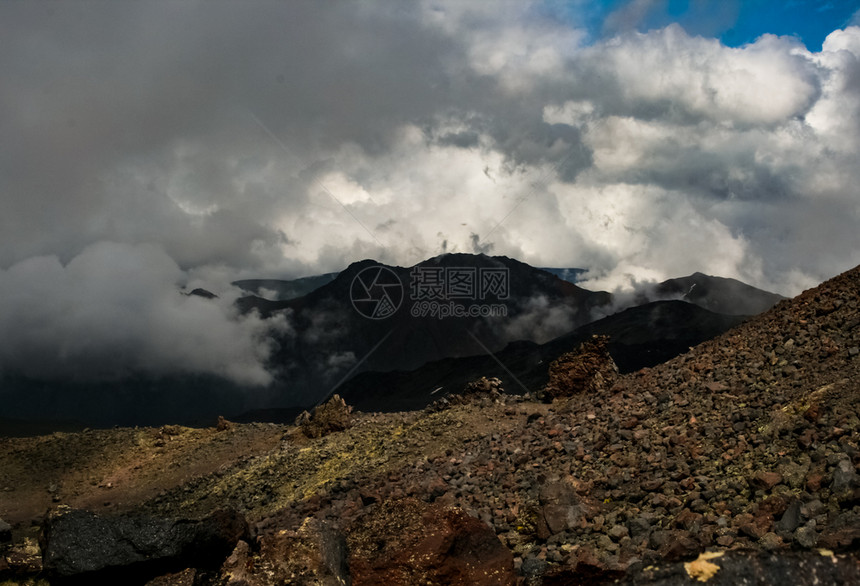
[0,423,284,524]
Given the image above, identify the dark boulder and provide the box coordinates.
[42,508,247,582]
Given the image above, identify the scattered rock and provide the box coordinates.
[818,513,860,550]
[775,501,802,535]
[219,540,257,586]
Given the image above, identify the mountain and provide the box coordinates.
[237,253,612,407]
[648,272,785,315]
[232,273,339,301]
[335,300,747,413]
[3,264,858,585]
[0,256,784,430]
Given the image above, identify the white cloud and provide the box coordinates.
[0,242,288,384]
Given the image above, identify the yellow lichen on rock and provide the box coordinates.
[684,551,725,582]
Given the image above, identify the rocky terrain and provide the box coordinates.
[1,264,859,584]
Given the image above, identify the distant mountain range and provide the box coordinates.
[236,254,612,407]
[231,254,783,413]
[0,254,785,430]
[232,273,339,301]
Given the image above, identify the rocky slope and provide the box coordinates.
[1,264,858,584]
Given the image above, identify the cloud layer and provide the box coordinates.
[1,1,859,383]
[0,242,286,385]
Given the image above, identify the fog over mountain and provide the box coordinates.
[1,2,859,387]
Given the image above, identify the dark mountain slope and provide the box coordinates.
[237,254,612,406]
[651,272,785,315]
[336,300,747,413]
[232,273,339,301]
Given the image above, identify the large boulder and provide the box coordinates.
[296,394,353,438]
[348,498,516,586]
[229,518,350,586]
[535,477,600,539]
[543,335,619,400]
[42,507,247,581]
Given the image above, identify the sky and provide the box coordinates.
[1,0,859,386]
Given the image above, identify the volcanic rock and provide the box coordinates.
[543,335,618,400]
[536,477,598,538]
[0,537,42,578]
[347,498,516,585]
[297,394,353,438]
[245,518,350,585]
[42,507,247,580]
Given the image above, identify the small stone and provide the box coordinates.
[778,460,809,490]
[832,460,859,495]
[716,535,734,547]
[759,532,783,551]
[751,471,783,491]
[739,516,771,540]
[776,501,802,535]
[627,515,652,538]
[801,500,825,520]
[806,471,825,492]
[608,524,629,541]
[794,526,819,549]
[521,557,549,579]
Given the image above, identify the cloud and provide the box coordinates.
[0,242,288,385]
[0,1,859,395]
